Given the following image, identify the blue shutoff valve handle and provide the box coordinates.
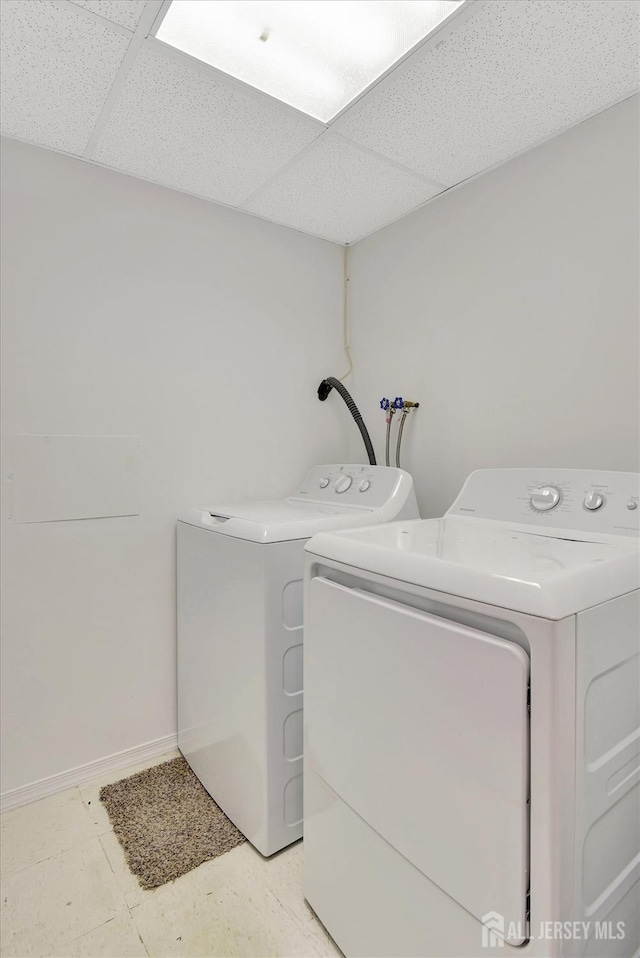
[380,398,390,411]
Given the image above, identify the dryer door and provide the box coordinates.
[306,577,530,945]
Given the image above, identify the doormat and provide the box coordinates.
[100,756,245,889]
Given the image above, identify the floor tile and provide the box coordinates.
[50,913,148,957]
[301,916,343,958]
[242,843,341,957]
[1,751,344,958]
[244,842,316,929]
[99,829,157,910]
[0,788,101,876]
[128,842,322,958]
[131,888,314,958]
[1,837,127,957]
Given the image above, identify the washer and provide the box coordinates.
[177,464,418,857]
[303,468,640,958]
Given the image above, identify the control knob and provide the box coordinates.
[335,475,352,494]
[319,477,330,488]
[584,491,605,511]
[530,486,560,511]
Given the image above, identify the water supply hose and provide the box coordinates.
[396,410,408,468]
[395,401,419,468]
[317,377,377,465]
[385,409,395,467]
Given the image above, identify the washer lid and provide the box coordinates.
[178,500,382,543]
[305,517,640,619]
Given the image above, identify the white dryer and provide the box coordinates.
[303,468,640,958]
[177,464,418,857]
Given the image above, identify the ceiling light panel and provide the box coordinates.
[154,0,463,123]
[92,44,322,206]
[0,0,130,155]
[243,134,444,243]
[338,0,640,185]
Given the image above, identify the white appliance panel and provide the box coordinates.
[303,469,639,957]
[306,518,639,619]
[177,522,274,851]
[179,464,419,542]
[178,464,419,856]
[304,767,513,958]
[447,468,640,537]
[306,576,530,941]
[575,591,640,958]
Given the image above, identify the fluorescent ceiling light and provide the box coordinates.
[155,1,463,123]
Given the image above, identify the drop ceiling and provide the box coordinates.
[1,0,638,245]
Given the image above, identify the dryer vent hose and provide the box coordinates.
[317,376,377,466]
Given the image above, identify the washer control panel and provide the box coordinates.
[292,464,408,509]
[448,469,640,536]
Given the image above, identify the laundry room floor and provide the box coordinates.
[0,752,342,958]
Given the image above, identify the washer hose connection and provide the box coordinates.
[380,398,395,467]
[380,397,420,468]
[318,377,377,466]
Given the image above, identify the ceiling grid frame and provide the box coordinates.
[342,86,640,245]
[242,132,447,244]
[68,0,149,31]
[54,0,134,37]
[91,39,324,207]
[337,0,640,187]
[143,34,329,131]
[0,0,132,155]
[237,127,334,211]
[238,129,447,217]
[149,0,476,126]
[84,1,166,158]
[1,0,638,245]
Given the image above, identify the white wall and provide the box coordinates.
[348,96,640,518]
[0,138,349,794]
[3,95,639,796]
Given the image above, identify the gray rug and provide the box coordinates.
[100,756,245,889]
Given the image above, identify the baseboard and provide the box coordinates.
[0,733,179,814]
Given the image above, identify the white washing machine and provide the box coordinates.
[177,464,418,857]
[303,468,640,958]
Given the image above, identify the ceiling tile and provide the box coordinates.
[92,43,323,206]
[338,0,640,186]
[0,0,130,155]
[243,135,444,244]
[67,1,149,32]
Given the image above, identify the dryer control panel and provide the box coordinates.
[447,469,640,537]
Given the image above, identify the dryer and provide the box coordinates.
[177,464,418,857]
[303,468,640,958]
